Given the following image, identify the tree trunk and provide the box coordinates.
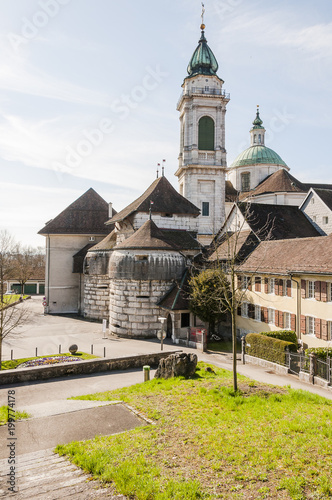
[231,306,237,392]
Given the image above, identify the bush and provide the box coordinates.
[245,333,295,365]
[260,330,297,345]
[305,347,332,360]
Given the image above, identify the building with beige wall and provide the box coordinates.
[236,236,332,348]
[38,188,115,314]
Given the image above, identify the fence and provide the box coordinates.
[286,352,331,385]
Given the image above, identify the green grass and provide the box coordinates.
[1,352,99,370]
[1,294,28,306]
[0,405,31,425]
[56,363,332,499]
[207,340,241,353]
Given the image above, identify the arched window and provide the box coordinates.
[198,116,215,150]
[254,134,257,144]
[241,172,250,192]
[258,134,261,144]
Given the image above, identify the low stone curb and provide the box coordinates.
[0,350,181,386]
[244,354,289,375]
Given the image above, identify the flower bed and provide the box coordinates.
[17,356,82,369]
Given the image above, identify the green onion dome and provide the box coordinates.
[187,28,219,77]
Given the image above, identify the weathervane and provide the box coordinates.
[201,2,205,29]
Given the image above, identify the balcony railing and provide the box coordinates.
[177,87,230,107]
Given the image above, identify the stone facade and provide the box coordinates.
[109,278,174,338]
[83,275,110,321]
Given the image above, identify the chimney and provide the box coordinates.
[108,202,113,218]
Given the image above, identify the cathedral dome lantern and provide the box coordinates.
[228,107,289,194]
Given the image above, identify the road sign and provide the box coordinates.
[157,330,166,340]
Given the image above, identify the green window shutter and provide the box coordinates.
[198,116,215,150]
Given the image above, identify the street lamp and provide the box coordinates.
[158,317,167,351]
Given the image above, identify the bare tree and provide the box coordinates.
[189,203,273,391]
[0,231,29,369]
[11,244,45,296]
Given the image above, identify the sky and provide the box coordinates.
[0,0,331,247]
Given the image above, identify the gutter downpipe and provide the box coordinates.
[289,274,301,341]
[46,235,50,313]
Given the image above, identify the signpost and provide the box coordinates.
[158,317,167,351]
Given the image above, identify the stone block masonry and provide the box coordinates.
[84,275,110,321]
[109,279,173,338]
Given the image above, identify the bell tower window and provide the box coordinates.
[198,116,215,150]
[241,172,251,192]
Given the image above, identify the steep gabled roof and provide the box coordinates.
[239,169,306,201]
[225,180,238,202]
[237,235,332,275]
[115,219,176,250]
[311,188,332,211]
[38,188,115,235]
[157,270,190,311]
[108,176,200,224]
[238,203,321,240]
[208,230,257,262]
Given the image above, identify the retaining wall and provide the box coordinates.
[0,350,181,386]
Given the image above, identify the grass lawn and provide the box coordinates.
[0,405,31,425]
[1,352,98,370]
[207,340,241,353]
[1,294,28,306]
[56,363,332,499]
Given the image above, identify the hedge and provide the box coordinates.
[259,330,297,346]
[245,332,296,366]
[305,347,332,360]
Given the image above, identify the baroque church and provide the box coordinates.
[39,20,332,345]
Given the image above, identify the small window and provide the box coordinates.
[255,305,261,322]
[254,135,257,144]
[241,172,250,192]
[181,312,190,328]
[241,303,248,318]
[284,312,291,330]
[268,278,275,294]
[255,276,261,292]
[136,255,148,261]
[328,321,332,341]
[328,283,332,302]
[258,134,261,144]
[307,316,315,335]
[312,216,317,222]
[311,198,315,204]
[308,281,315,299]
[323,216,329,224]
[202,202,210,217]
[268,308,275,325]
[161,213,173,218]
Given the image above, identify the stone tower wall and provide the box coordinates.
[109,279,173,338]
[83,275,110,321]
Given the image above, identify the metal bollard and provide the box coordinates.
[11,350,13,360]
[104,347,106,358]
[143,365,150,382]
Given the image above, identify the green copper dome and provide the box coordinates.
[230,145,287,168]
[187,30,219,77]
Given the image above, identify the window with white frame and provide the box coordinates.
[307,281,315,298]
[241,302,248,318]
[307,316,315,335]
[284,312,291,330]
[328,321,332,341]
[255,305,261,322]
[268,278,275,294]
[328,283,332,302]
[268,308,275,325]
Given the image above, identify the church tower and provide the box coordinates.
[175,13,230,245]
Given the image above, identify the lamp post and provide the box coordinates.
[158,317,167,351]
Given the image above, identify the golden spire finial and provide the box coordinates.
[200,2,205,30]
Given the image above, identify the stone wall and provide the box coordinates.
[84,275,110,321]
[0,351,182,386]
[109,279,173,338]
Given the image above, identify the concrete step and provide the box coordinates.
[0,448,126,499]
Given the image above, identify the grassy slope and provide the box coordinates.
[56,363,332,499]
[0,406,31,425]
[1,352,99,370]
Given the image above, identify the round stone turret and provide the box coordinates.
[109,220,187,338]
